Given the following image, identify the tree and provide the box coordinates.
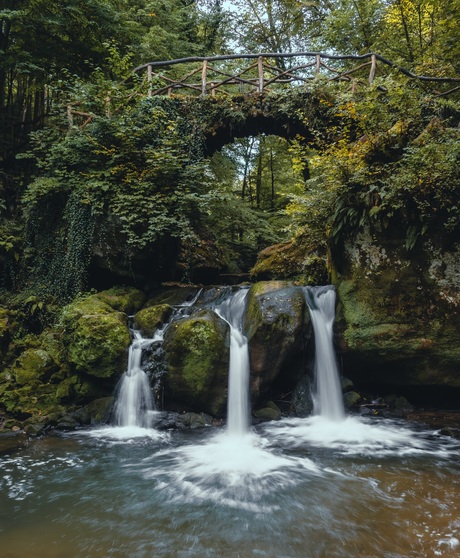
[227,0,328,65]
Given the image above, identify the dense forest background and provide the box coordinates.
[1,0,460,304]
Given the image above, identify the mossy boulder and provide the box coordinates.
[253,401,281,421]
[251,240,328,284]
[71,397,114,425]
[133,304,174,337]
[0,381,64,419]
[143,287,202,308]
[244,282,309,402]
[11,348,57,386]
[163,310,229,416]
[333,229,460,391]
[94,286,146,314]
[61,292,131,379]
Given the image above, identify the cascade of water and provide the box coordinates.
[215,288,251,436]
[112,289,203,430]
[303,286,345,421]
[112,330,160,428]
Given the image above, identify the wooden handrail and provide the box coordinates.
[133,52,460,84]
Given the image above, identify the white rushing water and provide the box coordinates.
[131,287,323,512]
[112,330,160,429]
[105,288,204,439]
[304,285,345,421]
[215,288,250,436]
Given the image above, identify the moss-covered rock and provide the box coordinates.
[253,401,281,421]
[251,241,328,284]
[94,286,146,314]
[11,348,57,386]
[0,289,143,426]
[164,311,229,416]
[333,229,460,391]
[244,282,309,402]
[133,304,174,337]
[144,287,202,308]
[61,292,131,379]
[72,396,114,425]
[0,382,64,419]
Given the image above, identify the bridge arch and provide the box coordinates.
[175,91,340,158]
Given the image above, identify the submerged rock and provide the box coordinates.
[164,311,230,416]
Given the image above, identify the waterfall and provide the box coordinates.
[112,330,160,428]
[112,289,203,430]
[215,289,250,436]
[304,286,345,421]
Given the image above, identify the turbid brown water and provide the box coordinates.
[0,416,459,558]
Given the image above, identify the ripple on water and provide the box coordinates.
[135,430,324,512]
[260,415,460,457]
[0,420,459,558]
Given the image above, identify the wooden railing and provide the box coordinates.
[133,52,460,98]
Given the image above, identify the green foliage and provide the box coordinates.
[289,79,460,250]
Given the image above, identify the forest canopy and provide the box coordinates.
[1,0,459,300]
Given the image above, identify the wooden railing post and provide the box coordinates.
[315,54,321,77]
[211,82,216,97]
[258,56,264,94]
[369,54,377,85]
[147,64,153,97]
[201,59,208,95]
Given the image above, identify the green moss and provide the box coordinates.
[0,307,9,341]
[170,319,222,394]
[64,313,130,378]
[2,382,64,419]
[164,311,229,416]
[55,378,74,402]
[251,241,329,284]
[94,287,146,314]
[143,287,201,308]
[12,349,56,386]
[133,304,174,337]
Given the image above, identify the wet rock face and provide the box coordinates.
[163,310,230,417]
[333,229,460,390]
[244,282,310,403]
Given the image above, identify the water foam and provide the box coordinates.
[137,430,321,512]
[261,415,459,457]
[77,422,169,442]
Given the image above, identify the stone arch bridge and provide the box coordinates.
[128,51,460,154]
